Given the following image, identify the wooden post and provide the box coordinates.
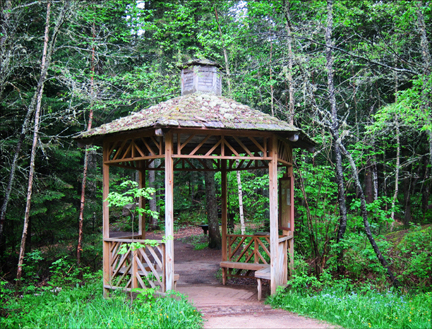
[132,249,138,289]
[164,131,175,291]
[289,166,294,278]
[221,159,227,285]
[138,166,146,239]
[269,135,279,294]
[254,237,258,263]
[102,142,110,297]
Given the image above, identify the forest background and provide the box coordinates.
[0,0,431,296]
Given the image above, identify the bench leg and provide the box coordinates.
[222,268,227,285]
[257,278,262,301]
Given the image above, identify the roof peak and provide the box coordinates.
[177,58,222,70]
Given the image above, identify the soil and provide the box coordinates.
[146,227,336,328]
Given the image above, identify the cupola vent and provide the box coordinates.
[179,59,222,96]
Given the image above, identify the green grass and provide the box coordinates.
[268,286,432,329]
[1,274,202,329]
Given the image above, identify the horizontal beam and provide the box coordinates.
[104,155,165,164]
[104,238,163,243]
[173,155,272,161]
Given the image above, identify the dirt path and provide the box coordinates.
[147,227,334,328]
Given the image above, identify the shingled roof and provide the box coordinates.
[76,92,315,149]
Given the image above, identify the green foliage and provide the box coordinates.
[1,273,202,329]
[392,225,432,287]
[269,286,432,329]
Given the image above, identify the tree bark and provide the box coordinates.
[338,142,400,287]
[416,1,432,172]
[214,6,231,95]
[205,160,221,249]
[283,0,295,124]
[325,0,348,272]
[403,174,412,226]
[365,160,374,204]
[0,0,12,98]
[17,1,52,283]
[390,119,400,230]
[77,18,95,266]
[16,0,69,283]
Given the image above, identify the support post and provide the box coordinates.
[132,249,138,289]
[164,131,175,291]
[289,166,294,278]
[269,135,279,294]
[138,166,146,239]
[102,142,110,297]
[221,159,227,284]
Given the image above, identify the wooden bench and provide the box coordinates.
[220,261,270,300]
[255,266,270,300]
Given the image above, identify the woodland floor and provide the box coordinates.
[145,227,336,329]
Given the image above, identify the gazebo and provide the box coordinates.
[76,59,315,299]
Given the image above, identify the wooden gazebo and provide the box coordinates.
[76,59,315,299]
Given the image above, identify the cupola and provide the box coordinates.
[178,59,222,96]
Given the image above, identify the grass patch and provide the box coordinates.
[1,273,202,329]
[268,286,431,329]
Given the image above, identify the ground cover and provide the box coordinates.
[1,271,203,329]
[268,283,431,329]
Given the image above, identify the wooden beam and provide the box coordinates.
[269,134,278,295]
[164,131,175,291]
[170,128,273,138]
[173,155,272,161]
[104,155,165,164]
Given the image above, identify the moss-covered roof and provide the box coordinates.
[76,92,315,148]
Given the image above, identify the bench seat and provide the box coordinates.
[220,261,270,300]
[220,261,268,271]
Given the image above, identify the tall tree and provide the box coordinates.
[325,0,348,272]
[17,0,70,283]
[205,160,221,249]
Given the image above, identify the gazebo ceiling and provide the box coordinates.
[76,91,315,150]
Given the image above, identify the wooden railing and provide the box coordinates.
[227,234,271,264]
[103,238,166,293]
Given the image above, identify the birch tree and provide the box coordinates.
[17,0,70,283]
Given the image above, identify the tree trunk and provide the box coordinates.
[205,160,221,249]
[283,0,295,124]
[325,0,348,272]
[338,142,400,287]
[416,1,432,172]
[365,160,374,204]
[77,18,95,266]
[0,0,12,98]
[17,1,52,283]
[16,1,69,283]
[214,6,231,95]
[390,117,400,231]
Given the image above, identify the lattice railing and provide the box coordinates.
[104,238,166,292]
[226,234,271,278]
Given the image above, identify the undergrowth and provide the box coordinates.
[1,271,202,329]
[268,280,432,329]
